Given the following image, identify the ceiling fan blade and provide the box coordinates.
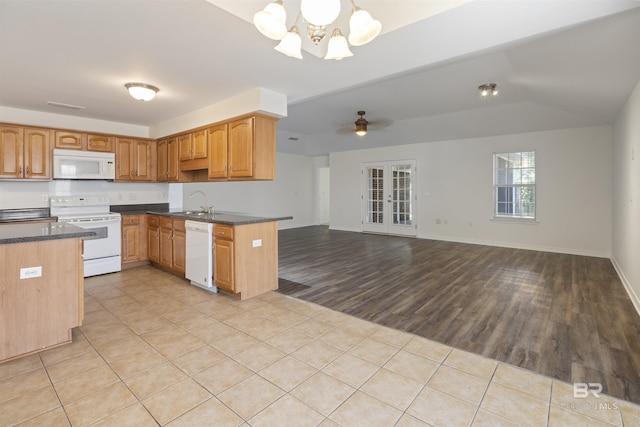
[367,118,394,130]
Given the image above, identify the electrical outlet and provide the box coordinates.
[41,194,49,202]
[20,266,42,279]
[435,219,441,225]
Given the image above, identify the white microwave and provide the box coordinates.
[53,149,116,180]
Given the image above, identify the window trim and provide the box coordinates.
[492,150,537,221]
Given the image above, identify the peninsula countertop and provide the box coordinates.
[147,210,293,226]
[0,222,96,245]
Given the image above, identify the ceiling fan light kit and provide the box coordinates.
[479,83,498,97]
[355,110,368,136]
[254,0,381,60]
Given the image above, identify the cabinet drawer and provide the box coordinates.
[122,215,140,225]
[159,217,173,229]
[213,224,234,240]
[173,219,185,232]
[148,215,159,227]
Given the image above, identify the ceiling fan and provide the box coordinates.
[336,111,393,136]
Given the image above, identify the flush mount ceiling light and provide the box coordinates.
[254,0,381,60]
[478,83,498,97]
[125,83,159,101]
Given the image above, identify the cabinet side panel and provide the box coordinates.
[234,221,278,299]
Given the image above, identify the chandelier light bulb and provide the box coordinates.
[301,0,341,26]
[253,1,287,40]
[324,28,353,60]
[275,26,303,59]
[348,8,381,46]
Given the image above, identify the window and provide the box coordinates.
[493,151,535,219]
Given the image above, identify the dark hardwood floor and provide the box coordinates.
[277,226,640,404]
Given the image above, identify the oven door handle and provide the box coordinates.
[67,217,120,224]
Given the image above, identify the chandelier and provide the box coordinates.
[253,0,382,60]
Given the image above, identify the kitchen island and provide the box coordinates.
[146,210,292,300]
[0,222,94,363]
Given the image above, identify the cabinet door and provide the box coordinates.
[228,117,253,178]
[192,130,208,159]
[172,228,186,275]
[178,134,192,161]
[87,134,113,152]
[167,137,180,181]
[24,128,51,180]
[208,124,228,179]
[122,223,140,262]
[115,138,135,181]
[159,226,173,268]
[148,225,160,263]
[134,139,152,180]
[55,131,84,150]
[157,140,168,182]
[0,126,24,178]
[214,238,234,292]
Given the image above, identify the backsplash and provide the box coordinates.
[0,181,177,210]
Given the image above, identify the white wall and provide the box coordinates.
[612,79,640,313]
[181,152,316,229]
[330,126,612,257]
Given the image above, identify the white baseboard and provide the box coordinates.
[418,233,611,258]
[610,256,640,318]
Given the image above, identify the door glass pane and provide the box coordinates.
[391,164,413,225]
[366,167,384,224]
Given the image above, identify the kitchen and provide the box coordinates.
[2,0,640,425]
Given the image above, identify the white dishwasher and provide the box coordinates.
[185,220,217,292]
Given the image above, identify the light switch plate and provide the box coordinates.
[252,239,262,248]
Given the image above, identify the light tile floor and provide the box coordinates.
[1,266,639,427]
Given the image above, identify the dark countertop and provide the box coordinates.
[111,203,170,216]
[0,222,96,245]
[148,209,293,226]
[0,208,57,223]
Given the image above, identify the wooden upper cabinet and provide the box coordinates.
[167,137,180,181]
[157,139,168,182]
[0,126,23,178]
[86,134,113,152]
[0,125,50,180]
[54,131,83,150]
[54,131,114,152]
[135,139,153,180]
[24,128,51,179]
[178,130,208,171]
[228,115,276,180]
[207,123,228,180]
[228,117,253,178]
[192,130,208,159]
[178,134,192,162]
[115,138,154,181]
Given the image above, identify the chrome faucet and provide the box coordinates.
[188,190,214,214]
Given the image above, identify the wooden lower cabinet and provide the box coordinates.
[213,225,234,292]
[172,220,186,275]
[213,221,278,300]
[121,214,148,268]
[150,215,185,277]
[148,216,160,263]
[0,238,83,362]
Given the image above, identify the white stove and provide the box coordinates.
[50,195,121,277]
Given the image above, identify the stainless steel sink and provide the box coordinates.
[181,211,207,216]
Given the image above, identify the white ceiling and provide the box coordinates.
[1,0,639,156]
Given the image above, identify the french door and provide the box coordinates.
[362,160,417,236]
